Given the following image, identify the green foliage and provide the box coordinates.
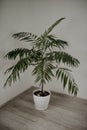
[48,51,79,67]
[56,68,78,95]
[4,18,80,95]
[46,17,65,34]
[12,32,38,42]
[32,61,55,84]
[47,35,68,49]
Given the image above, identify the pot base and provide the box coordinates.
[34,104,49,111]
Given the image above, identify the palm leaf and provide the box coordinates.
[5,48,42,63]
[47,51,80,67]
[32,61,54,85]
[4,57,31,87]
[47,35,68,49]
[38,18,65,49]
[47,17,65,34]
[5,48,31,60]
[12,32,38,42]
[56,67,78,95]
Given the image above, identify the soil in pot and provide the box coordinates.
[34,90,50,97]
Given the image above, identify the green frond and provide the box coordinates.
[5,48,31,60]
[12,32,38,42]
[47,17,65,34]
[5,48,42,64]
[40,18,65,47]
[52,51,80,67]
[4,66,14,74]
[47,35,68,49]
[32,61,54,85]
[36,34,68,51]
[4,58,31,87]
[56,67,78,95]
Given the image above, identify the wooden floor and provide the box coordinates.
[0,87,87,130]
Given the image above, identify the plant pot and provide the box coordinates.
[33,89,51,110]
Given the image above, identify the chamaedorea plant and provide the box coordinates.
[4,18,80,96]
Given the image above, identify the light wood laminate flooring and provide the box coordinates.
[0,87,87,130]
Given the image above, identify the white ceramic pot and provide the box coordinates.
[33,89,51,110]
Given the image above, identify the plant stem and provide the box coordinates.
[41,60,44,93]
[42,81,44,93]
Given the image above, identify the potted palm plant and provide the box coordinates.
[4,18,80,110]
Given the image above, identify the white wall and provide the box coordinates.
[0,0,87,106]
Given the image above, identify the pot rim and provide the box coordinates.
[33,88,51,97]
